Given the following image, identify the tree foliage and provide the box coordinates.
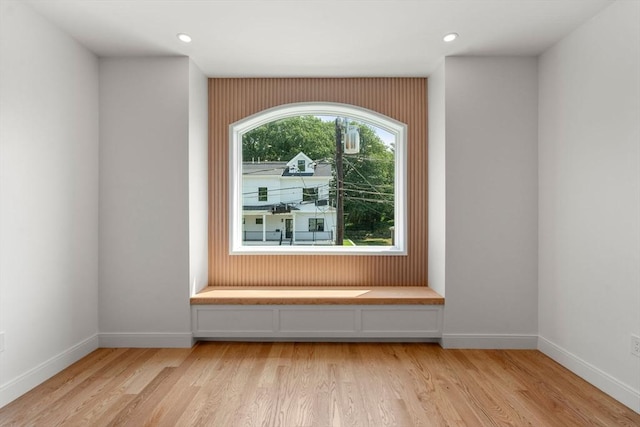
[341,124,394,230]
[243,116,335,162]
[242,115,395,230]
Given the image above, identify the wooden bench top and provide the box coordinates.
[190,286,444,305]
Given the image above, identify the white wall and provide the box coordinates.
[442,57,539,348]
[188,61,209,295]
[99,57,192,347]
[427,61,446,298]
[0,0,99,407]
[538,0,640,411]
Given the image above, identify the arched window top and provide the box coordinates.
[229,102,407,255]
[232,102,407,137]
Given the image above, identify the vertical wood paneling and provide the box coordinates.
[209,78,428,286]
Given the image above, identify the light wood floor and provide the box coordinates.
[1,342,638,426]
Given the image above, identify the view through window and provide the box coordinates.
[230,103,406,255]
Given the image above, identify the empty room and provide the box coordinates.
[0,0,639,425]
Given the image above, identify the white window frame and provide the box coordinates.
[229,102,407,255]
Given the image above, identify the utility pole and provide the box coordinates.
[335,118,344,245]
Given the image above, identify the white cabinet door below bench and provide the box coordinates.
[192,305,443,340]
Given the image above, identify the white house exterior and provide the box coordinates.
[242,152,336,245]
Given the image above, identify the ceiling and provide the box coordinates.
[25,0,612,77]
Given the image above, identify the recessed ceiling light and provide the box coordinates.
[443,33,459,43]
[177,33,192,43]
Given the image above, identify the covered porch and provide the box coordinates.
[243,210,334,245]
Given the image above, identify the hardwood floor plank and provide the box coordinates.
[1,342,638,427]
[146,385,201,427]
[445,350,535,426]
[88,394,137,426]
[461,350,542,426]
[26,349,157,426]
[511,350,639,427]
[400,344,462,426]
[405,346,488,426]
[105,366,177,427]
[176,343,261,426]
[114,348,206,427]
[220,344,273,426]
[121,348,192,394]
[332,344,370,426]
[376,344,446,427]
[244,386,278,427]
[0,348,128,423]
[353,344,409,426]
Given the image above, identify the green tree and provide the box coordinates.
[340,123,395,231]
[242,116,395,232]
[243,116,334,162]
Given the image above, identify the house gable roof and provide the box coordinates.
[243,152,333,178]
[285,152,313,168]
[242,162,286,176]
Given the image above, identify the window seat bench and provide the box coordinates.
[191,286,444,305]
[191,286,444,341]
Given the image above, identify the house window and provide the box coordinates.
[303,187,318,202]
[258,187,268,201]
[256,218,263,225]
[230,102,407,255]
[309,218,324,232]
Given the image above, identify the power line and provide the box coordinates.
[343,196,394,205]
[343,188,394,197]
[345,156,394,163]
[328,180,395,191]
[242,166,289,175]
[343,157,389,199]
[243,183,331,196]
[344,199,389,218]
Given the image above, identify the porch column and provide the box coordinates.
[262,214,267,241]
[292,214,296,243]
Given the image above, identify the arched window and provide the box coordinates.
[229,102,407,255]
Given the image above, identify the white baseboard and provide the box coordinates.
[98,332,194,348]
[441,333,538,349]
[198,337,441,343]
[0,334,99,409]
[538,336,640,413]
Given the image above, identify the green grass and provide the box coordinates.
[347,237,392,246]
